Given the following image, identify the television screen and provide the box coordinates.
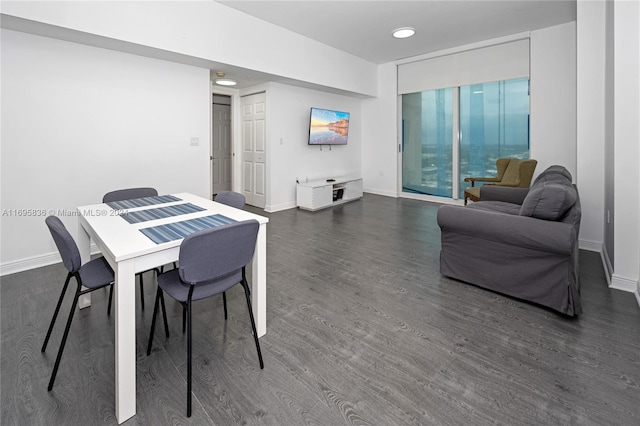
[308,107,350,145]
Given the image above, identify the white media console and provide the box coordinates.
[296,176,363,211]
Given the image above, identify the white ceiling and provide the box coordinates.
[217,0,576,65]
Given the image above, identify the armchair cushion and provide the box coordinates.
[498,158,522,185]
[520,182,577,221]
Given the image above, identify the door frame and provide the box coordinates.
[210,83,240,198]
[211,96,232,196]
[239,91,267,209]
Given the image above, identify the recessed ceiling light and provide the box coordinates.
[215,78,237,86]
[392,27,415,39]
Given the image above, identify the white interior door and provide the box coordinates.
[241,92,266,208]
[212,100,232,196]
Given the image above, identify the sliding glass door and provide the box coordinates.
[458,78,530,198]
[402,78,530,199]
[401,88,453,197]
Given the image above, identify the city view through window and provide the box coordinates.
[402,78,530,198]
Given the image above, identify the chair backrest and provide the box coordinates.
[497,159,537,187]
[517,160,538,187]
[215,191,245,209]
[495,158,512,181]
[45,216,82,273]
[103,187,158,203]
[178,220,259,285]
[499,158,522,185]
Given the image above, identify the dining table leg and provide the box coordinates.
[252,222,267,338]
[114,259,137,424]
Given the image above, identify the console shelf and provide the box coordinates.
[296,176,363,211]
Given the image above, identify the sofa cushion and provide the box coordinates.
[520,182,577,220]
[533,165,573,186]
[468,201,522,216]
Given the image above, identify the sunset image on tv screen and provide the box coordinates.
[309,108,350,145]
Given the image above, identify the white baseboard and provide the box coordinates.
[610,273,639,293]
[363,188,397,198]
[265,201,297,213]
[600,244,614,288]
[578,238,602,253]
[599,246,639,308]
[1,244,101,276]
[1,252,62,276]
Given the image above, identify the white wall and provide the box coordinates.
[530,22,577,179]
[576,3,606,252]
[612,0,640,297]
[1,29,210,273]
[363,24,579,201]
[362,62,399,197]
[1,0,377,97]
[256,83,363,212]
[604,0,616,273]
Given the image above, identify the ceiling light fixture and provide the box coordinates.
[215,78,237,86]
[214,71,237,86]
[392,27,416,39]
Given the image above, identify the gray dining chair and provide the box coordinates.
[146,219,264,417]
[173,190,247,334]
[214,191,246,210]
[42,216,114,391]
[103,187,159,309]
[103,187,158,205]
[212,190,246,322]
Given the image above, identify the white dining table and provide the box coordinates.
[76,192,268,424]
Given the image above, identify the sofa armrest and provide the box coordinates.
[479,186,530,205]
[437,205,576,255]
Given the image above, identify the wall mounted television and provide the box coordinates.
[308,107,350,145]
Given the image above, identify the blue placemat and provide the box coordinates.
[120,203,205,224]
[140,214,236,244]
[106,194,181,210]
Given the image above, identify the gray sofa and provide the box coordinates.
[437,166,582,316]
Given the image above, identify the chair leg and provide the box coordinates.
[186,299,192,418]
[159,290,170,338]
[139,273,145,310]
[48,284,81,391]
[223,291,228,320]
[42,273,72,353]
[160,262,177,274]
[107,284,114,316]
[146,287,162,356]
[242,278,264,369]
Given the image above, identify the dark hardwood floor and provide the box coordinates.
[2,194,639,425]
